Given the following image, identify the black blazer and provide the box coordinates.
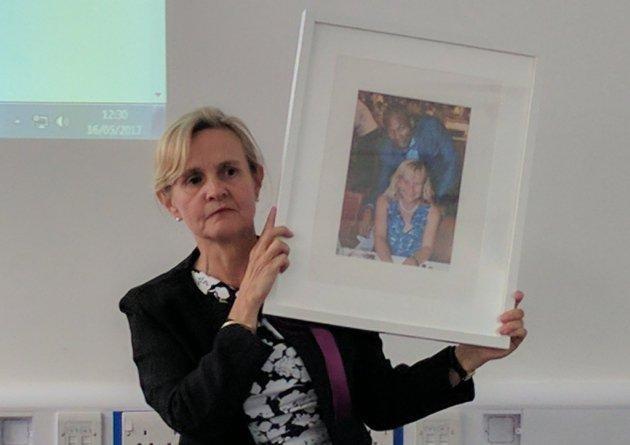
[119,248,474,444]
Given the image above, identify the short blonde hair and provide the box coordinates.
[384,159,428,200]
[154,106,264,195]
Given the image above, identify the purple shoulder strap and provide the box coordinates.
[309,326,352,420]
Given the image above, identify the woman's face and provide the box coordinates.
[160,128,262,243]
[397,168,426,203]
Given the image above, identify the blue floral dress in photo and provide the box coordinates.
[386,199,430,258]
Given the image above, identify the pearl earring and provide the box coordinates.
[175,217,182,222]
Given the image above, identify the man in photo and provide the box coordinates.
[372,105,460,207]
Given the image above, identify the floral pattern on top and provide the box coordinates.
[192,269,233,303]
[386,199,430,257]
[192,270,331,444]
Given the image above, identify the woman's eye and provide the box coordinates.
[186,175,202,185]
[225,167,238,177]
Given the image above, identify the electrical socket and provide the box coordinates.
[57,412,102,445]
[415,413,461,445]
[115,411,179,445]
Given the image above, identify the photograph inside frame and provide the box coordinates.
[336,90,471,271]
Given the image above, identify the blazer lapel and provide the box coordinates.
[160,248,232,356]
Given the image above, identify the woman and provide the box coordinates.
[120,107,527,445]
[374,159,438,266]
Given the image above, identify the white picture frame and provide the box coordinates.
[263,10,537,348]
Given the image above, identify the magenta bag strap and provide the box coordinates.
[310,326,352,420]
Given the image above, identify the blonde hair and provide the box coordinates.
[383,159,429,200]
[154,106,264,195]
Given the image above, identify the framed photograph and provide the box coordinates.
[263,11,537,348]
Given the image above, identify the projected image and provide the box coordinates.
[0,1,166,140]
[336,91,470,270]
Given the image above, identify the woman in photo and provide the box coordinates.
[374,159,440,266]
[119,107,526,445]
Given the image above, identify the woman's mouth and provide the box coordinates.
[209,208,232,217]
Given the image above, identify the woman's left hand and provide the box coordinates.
[455,291,527,373]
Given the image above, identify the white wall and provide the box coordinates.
[1,0,629,442]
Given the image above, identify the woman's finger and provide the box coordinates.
[260,226,294,248]
[251,207,277,256]
[271,253,289,274]
[259,206,277,241]
[500,308,524,322]
[264,206,276,231]
[261,206,286,242]
[269,225,293,239]
[514,290,524,309]
[256,208,293,251]
[279,258,290,274]
[508,327,528,339]
[499,320,524,334]
[268,238,290,259]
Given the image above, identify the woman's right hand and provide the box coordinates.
[228,206,293,330]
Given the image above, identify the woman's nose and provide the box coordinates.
[203,177,228,200]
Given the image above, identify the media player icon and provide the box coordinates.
[56,116,69,127]
[32,115,49,129]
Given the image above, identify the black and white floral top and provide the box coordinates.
[192,269,332,444]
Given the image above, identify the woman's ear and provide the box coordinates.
[157,188,181,220]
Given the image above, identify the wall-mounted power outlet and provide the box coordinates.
[415,413,461,445]
[113,411,179,445]
[57,412,102,445]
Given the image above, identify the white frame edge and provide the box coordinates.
[271,9,537,349]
